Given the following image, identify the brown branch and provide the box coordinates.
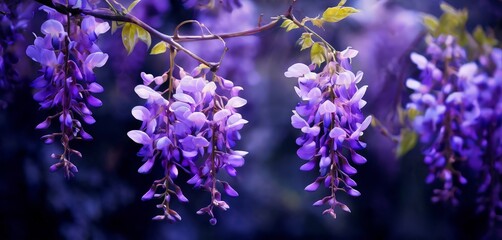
[34,0,218,70]
[172,19,279,42]
[34,0,281,71]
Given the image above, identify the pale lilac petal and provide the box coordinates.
[458,62,477,79]
[131,106,150,121]
[350,85,368,104]
[41,19,64,36]
[284,63,311,78]
[187,112,207,128]
[410,52,428,70]
[226,97,247,109]
[291,111,308,129]
[340,47,358,59]
[318,100,336,115]
[127,130,151,145]
[85,52,108,69]
[140,72,155,85]
[156,136,172,149]
[88,82,104,93]
[227,154,245,167]
[214,109,231,122]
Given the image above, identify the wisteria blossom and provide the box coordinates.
[129,67,247,224]
[27,4,109,177]
[285,48,371,218]
[406,34,502,222]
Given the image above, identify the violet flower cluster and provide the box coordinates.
[0,0,33,108]
[285,48,371,218]
[406,35,502,221]
[469,48,502,223]
[129,67,247,224]
[26,2,109,177]
[405,35,470,204]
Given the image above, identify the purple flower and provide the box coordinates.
[406,35,502,222]
[285,50,370,219]
[129,67,247,223]
[27,7,109,177]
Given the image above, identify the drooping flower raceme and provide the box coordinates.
[469,48,502,223]
[285,48,371,218]
[129,67,247,224]
[0,1,33,108]
[406,34,502,221]
[26,5,109,177]
[405,35,472,204]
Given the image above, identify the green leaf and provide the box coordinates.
[473,26,498,47]
[127,0,141,13]
[311,18,325,28]
[121,23,152,54]
[150,41,168,55]
[439,2,457,14]
[280,19,299,32]
[299,33,314,51]
[310,42,326,66]
[407,108,420,121]
[337,0,347,6]
[136,25,151,48]
[122,23,138,54]
[111,20,119,34]
[422,14,439,33]
[322,6,359,23]
[396,128,417,158]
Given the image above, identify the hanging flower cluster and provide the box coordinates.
[468,48,502,223]
[0,0,33,107]
[406,34,502,221]
[285,48,371,218]
[129,67,247,224]
[26,3,109,177]
[405,35,471,204]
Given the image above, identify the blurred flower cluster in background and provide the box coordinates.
[0,0,501,239]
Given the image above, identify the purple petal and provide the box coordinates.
[86,95,102,107]
[138,158,155,173]
[187,112,207,128]
[297,140,316,160]
[156,136,172,149]
[141,187,156,201]
[318,100,336,115]
[284,63,310,78]
[222,182,239,197]
[131,106,151,121]
[319,156,331,168]
[351,151,367,164]
[88,82,104,93]
[35,118,52,129]
[300,161,315,171]
[226,97,247,109]
[41,19,65,36]
[85,52,108,69]
[127,130,151,145]
[227,154,245,167]
[291,111,308,129]
[214,109,231,122]
[410,52,427,70]
[304,181,320,192]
